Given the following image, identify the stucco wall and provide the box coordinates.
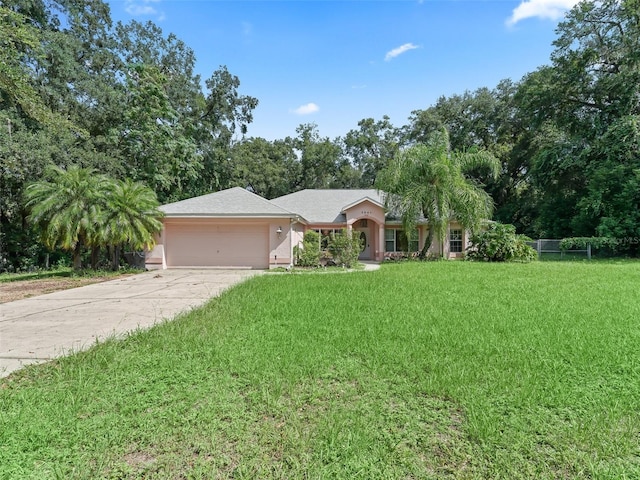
[344,199,386,226]
[268,219,294,267]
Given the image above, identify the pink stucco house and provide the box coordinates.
[145,187,468,269]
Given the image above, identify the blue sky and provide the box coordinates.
[105,0,580,141]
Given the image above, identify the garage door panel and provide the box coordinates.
[165,222,268,268]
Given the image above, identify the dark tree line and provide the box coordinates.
[0,0,257,270]
[2,0,639,270]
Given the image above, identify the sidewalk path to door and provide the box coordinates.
[0,269,261,378]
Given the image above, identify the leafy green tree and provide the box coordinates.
[227,137,300,199]
[24,165,111,270]
[102,178,163,270]
[294,123,342,189]
[114,63,200,201]
[407,81,537,235]
[517,0,640,240]
[342,116,401,187]
[25,166,163,270]
[187,66,259,197]
[0,6,48,123]
[2,0,261,269]
[0,5,83,131]
[377,129,499,257]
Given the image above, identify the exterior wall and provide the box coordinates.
[344,200,386,226]
[267,219,294,268]
[421,222,468,259]
[289,222,305,267]
[145,244,166,270]
[291,222,304,247]
[145,230,166,270]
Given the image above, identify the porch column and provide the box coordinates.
[377,223,385,261]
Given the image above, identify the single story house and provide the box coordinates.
[145,187,468,269]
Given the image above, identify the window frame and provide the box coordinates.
[385,228,419,253]
[449,228,463,253]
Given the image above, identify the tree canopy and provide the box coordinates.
[377,130,499,257]
[25,166,162,270]
[2,0,640,269]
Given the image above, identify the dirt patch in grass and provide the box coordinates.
[0,276,133,303]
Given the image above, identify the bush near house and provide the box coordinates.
[294,229,362,268]
[294,230,321,267]
[327,229,362,268]
[466,222,537,262]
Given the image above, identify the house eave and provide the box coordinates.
[163,213,298,219]
[162,213,310,224]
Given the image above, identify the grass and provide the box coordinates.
[0,268,75,282]
[1,261,640,478]
[0,268,139,283]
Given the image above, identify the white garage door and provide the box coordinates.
[165,222,269,268]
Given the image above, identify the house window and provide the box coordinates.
[359,219,368,228]
[450,229,463,253]
[385,229,395,252]
[385,229,419,252]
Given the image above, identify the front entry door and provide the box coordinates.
[356,228,371,260]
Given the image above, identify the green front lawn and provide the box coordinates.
[2,262,639,478]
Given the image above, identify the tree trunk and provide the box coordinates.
[72,242,83,270]
[111,244,121,271]
[91,246,100,270]
[419,229,433,259]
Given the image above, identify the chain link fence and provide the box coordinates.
[526,239,591,260]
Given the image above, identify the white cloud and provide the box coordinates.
[385,43,419,61]
[506,0,580,26]
[291,103,320,115]
[125,0,165,21]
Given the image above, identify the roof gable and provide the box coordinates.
[341,196,385,212]
[161,187,297,217]
[271,189,385,224]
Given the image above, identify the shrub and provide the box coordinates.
[466,222,537,262]
[294,230,321,267]
[559,237,619,255]
[327,229,362,268]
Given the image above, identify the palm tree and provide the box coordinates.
[376,129,500,257]
[25,165,111,270]
[101,179,163,270]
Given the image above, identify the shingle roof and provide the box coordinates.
[161,187,297,217]
[270,189,385,224]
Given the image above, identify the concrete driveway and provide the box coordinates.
[0,269,261,378]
